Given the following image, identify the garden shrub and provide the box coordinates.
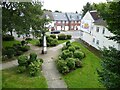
[61,66,69,74]
[50,39,58,46]
[57,60,69,73]
[18,55,28,66]
[66,35,72,39]
[29,60,42,76]
[68,46,75,53]
[15,51,23,56]
[58,34,66,40]
[61,50,73,60]
[75,59,82,68]
[38,58,44,63]
[66,41,71,47]
[62,45,68,51]
[20,45,30,52]
[29,53,37,62]
[66,58,75,70]
[17,66,26,73]
[2,34,14,41]
[74,50,85,60]
[21,40,26,46]
[74,45,80,50]
[5,47,15,58]
[50,34,56,39]
[25,38,32,41]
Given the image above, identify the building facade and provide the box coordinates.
[80,10,120,50]
[44,11,81,31]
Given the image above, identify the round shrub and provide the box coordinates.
[29,60,42,76]
[38,58,44,63]
[21,40,26,46]
[17,66,26,73]
[2,34,14,41]
[61,66,69,74]
[50,39,58,46]
[68,46,75,52]
[74,45,80,50]
[15,51,23,56]
[29,53,37,62]
[50,34,56,39]
[18,55,28,66]
[66,58,75,70]
[25,38,32,41]
[66,41,71,47]
[57,60,68,73]
[5,47,15,58]
[62,45,68,51]
[74,50,85,60]
[66,35,72,39]
[20,45,30,52]
[61,50,73,60]
[75,59,82,68]
[58,34,66,40]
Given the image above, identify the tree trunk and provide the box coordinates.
[10,30,13,36]
[41,32,47,54]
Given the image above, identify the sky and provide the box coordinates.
[42,0,107,13]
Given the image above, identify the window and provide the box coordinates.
[96,40,99,45]
[96,27,99,32]
[102,28,105,34]
[93,38,95,43]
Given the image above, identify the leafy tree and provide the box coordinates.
[82,2,93,18]
[98,1,120,89]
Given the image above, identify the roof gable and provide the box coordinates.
[89,10,100,21]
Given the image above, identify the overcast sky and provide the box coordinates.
[42,0,107,13]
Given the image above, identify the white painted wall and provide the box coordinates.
[80,11,120,50]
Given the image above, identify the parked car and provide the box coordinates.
[51,30,60,34]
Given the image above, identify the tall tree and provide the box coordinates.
[82,2,93,18]
[98,1,120,89]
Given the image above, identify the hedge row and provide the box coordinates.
[56,41,85,74]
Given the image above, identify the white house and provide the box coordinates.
[80,10,120,50]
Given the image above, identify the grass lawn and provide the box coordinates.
[28,39,39,45]
[62,41,104,88]
[58,40,69,44]
[2,66,48,88]
[2,40,20,48]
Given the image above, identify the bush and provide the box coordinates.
[38,58,44,63]
[75,59,82,68]
[29,53,37,62]
[20,45,30,52]
[18,55,28,66]
[17,66,26,73]
[50,39,58,46]
[74,45,80,50]
[62,45,68,51]
[68,46,75,53]
[35,41,41,46]
[29,60,42,76]
[15,51,23,56]
[66,41,71,47]
[66,35,72,39]
[25,38,32,41]
[57,60,69,74]
[5,47,15,58]
[61,50,73,60]
[50,34,56,39]
[2,34,14,41]
[66,58,75,70]
[21,40,26,46]
[58,34,66,40]
[74,50,85,60]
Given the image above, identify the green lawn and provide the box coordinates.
[62,41,104,88]
[2,66,48,88]
[3,40,20,48]
[28,39,39,45]
[58,40,69,44]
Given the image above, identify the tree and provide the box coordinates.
[98,1,120,89]
[82,2,93,18]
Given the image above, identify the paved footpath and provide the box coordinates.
[1,39,75,88]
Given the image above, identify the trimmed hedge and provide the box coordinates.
[66,35,72,39]
[58,34,66,40]
[50,34,56,39]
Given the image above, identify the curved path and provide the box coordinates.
[1,39,75,88]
